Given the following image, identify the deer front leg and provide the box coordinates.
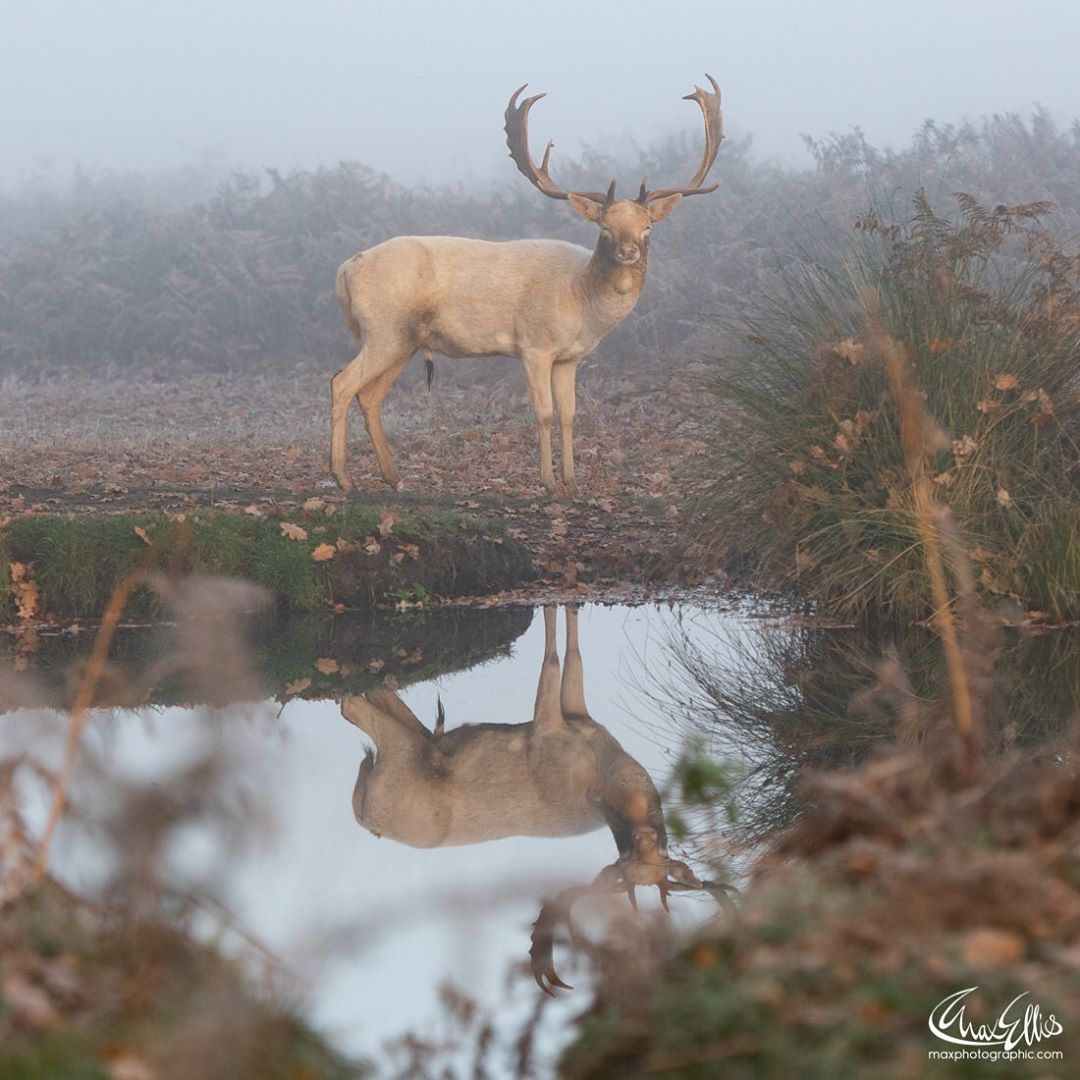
[522,354,557,495]
[551,360,579,495]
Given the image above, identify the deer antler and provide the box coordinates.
[529,860,737,994]
[638,74,724,203]
[505,85,614,205]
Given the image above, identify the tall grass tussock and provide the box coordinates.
[701,193,1080,621]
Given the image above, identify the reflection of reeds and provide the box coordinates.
[33,563,151,880]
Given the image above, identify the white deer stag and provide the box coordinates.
[331,76,723,495]
[340,605,730,993]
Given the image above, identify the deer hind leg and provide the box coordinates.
[551,360,580,495]
[522,354,557,495]
[330,335,413,492]
[356,347,413,490]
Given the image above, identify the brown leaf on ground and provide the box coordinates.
[284,676,311,695]
[279,522,308,541]
[962,928,1025,968]
[134,526,152,545]
[311,543,336,562]
[367,658,385,673]
[399,543,421,561]
[9,562,39,619]
[832,338,865,364]
[302,497,326,512]
[314,657,339,675]
[362,537,381,556]
[378,512,398,537]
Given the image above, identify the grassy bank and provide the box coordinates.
[700,194,1080,622]
[0,505,532,621]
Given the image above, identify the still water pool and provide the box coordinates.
[4,602,751,1073]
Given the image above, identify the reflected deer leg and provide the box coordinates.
[559,604,588,720]
[532,606,565,732]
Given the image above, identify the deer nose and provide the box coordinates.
[616,244,640,262]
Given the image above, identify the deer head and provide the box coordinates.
[504,76,723,268]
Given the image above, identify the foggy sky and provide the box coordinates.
[3,0,1079,189]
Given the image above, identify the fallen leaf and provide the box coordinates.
[108,1052,157,1080]
[952,435,978,458]
[243,504,263,517]
[378,512,398,537]
[284,677,311,696]
[832,338,865,364]
[315,657,339,675]
[134,526,152,545]
[363,537,381,556]
[367,658,385,673]
[993,373,1019,391]
[399,543,420,561]
[962,928,1024,968]
[996,488,1013,508]
[285,446,301,463]
[303,497,326,512]
[280,522,308,541]
[311,543,336,562]
[9,562,39,619]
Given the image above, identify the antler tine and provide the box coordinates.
[529,886,584,995]
[504,84,610,205]
[640,73,724,203]
[528,864,626,995]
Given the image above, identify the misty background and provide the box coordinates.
[2,0,1080,383]
[4,0,1078,189]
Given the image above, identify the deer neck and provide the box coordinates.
[579,249,647,328]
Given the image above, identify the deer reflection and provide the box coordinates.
[341,605,726,992]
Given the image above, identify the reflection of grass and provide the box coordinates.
[655,621,1080,843]
[0,604,534,709]
[0,507,531,619]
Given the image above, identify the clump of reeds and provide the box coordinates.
[701,192,1080,622]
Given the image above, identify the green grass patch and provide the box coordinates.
[0,506,532,620]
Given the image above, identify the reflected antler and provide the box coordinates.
[505,85,614,205]
[529,859,737,994]
[639,74,724,203]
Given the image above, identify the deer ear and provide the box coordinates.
[567,193,605,223]
[647,194,683,222]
